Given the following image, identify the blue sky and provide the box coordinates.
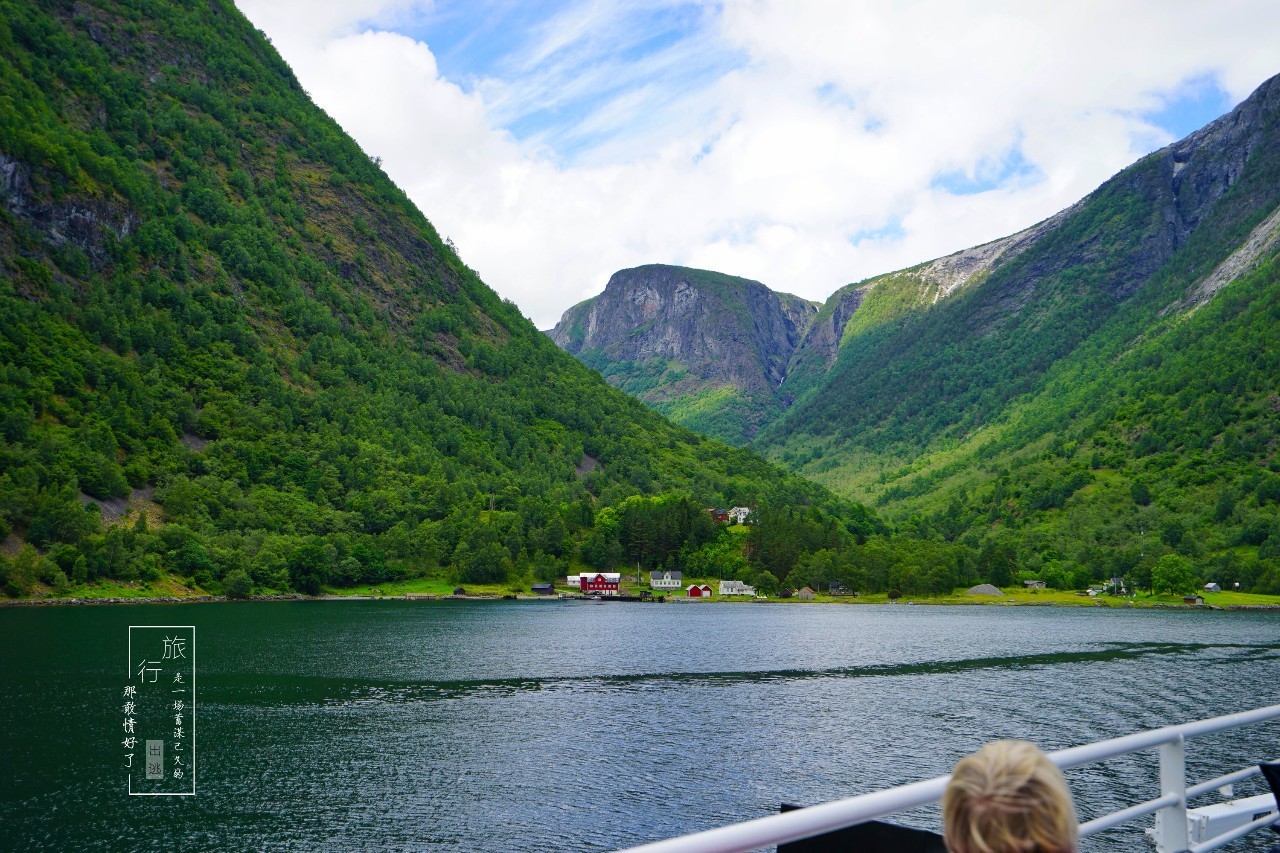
[391,1,743,164]
[1147,75,1236,138]
[238,0,1280,327]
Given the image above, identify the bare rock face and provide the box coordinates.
[0,150,138,270]
[549,265,818,441]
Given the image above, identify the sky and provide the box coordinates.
[234,0,1280,329]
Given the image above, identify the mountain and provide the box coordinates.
[548,265,817,443]
[545,215,1073,442]
[0,0,871,597]
[772,71,1280,590]
[556,73,1280,593]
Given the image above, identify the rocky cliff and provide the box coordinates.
[548,265,818,443]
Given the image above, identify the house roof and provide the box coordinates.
[650,570,683,580]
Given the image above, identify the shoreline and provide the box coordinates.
[4,592,1278,610]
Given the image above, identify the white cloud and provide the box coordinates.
[235,0,1280,327]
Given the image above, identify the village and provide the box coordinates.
[539,505,823,601]
[546,569,824,601]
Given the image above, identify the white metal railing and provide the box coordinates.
[619,704,1280,853]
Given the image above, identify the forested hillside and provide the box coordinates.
[0,0,878,597]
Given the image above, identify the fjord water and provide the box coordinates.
[1,601,1277,851]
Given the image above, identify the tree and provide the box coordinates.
[288,542,329,595]
[978,541,1017,588]
[4,545,42,597]
[1151,554,1196,595]
[224,569,252,599]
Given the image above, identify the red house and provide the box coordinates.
[581,572,620,595]
[686,584,713,597]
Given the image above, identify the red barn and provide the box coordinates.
[581,573,620,595]
[685,584,713,598]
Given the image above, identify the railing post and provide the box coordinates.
[1155,735,1189,853]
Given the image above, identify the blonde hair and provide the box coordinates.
[942,739,1078,853]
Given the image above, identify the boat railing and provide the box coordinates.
[619,703,1280,853]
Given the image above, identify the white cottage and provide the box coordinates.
[649,570,683,590]
[719,579,756,596]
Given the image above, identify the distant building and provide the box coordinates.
[1023,579,1047,589]
[530,583,555,595]
[705,508,730,524]
[1204,582,1222,593]
[828,582,852,596]
[650,570,683,590]
[1184,594,1205,606]
[728,506,752,524]
[686,584,713,598]
[580,573,620,595]
[453,587,466,596]
[796,586,816,600]
[719,579,756,596]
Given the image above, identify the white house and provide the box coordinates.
[719,579,756,596]
[650,570,683,590]
[728,506,752,524]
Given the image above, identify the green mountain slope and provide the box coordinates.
[760,73,1280,590]
[549,265,818,444]
[0,0,871,596]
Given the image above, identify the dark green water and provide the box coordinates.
[1,600,1278,850]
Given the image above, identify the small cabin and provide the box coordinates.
[530,583,555,596]
[1204,582,1221,593]
[1184,594,1205,606]
[453,587,466,596]
[796,586,816,600]
[1023,579,1047,589]
[686,584,713,598]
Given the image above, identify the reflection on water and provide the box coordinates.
[1,600,1278,851]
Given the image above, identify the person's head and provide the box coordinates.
[942,739,1078,853]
